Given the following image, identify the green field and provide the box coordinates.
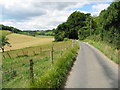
[35,35,54,38]
[1,30,78,88]
[0,30,11,36]
[2,40,78,88]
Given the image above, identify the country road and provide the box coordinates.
[65,42,119,88]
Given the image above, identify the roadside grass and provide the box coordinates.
[2,40,78,88]
[83,38,119,64]
[32,42,79,88]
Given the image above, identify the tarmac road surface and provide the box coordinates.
[65,42,119,88]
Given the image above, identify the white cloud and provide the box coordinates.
[91,4,110,16]
[0,0,112,30]
[0,1,89,30]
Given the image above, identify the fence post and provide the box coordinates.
[33,51,36,55]
[60,47,62,56]
[40,48,42,55]
[26,50,28,56]
[3,54,5,59]
[7,52,11,58]
[16,53,19,57]
[50,47,54,64]
[22,50,25,56]
[29,59,34,84]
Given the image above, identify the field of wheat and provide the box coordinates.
[4,33,54,51]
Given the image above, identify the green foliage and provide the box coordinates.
[54,11,91,41]
[1,24,21,33]
[33,43,79,88]
[18,30,54,37]
[0,36,11,52]
[64,38,69,41]
[83,37,119,64]
[54,1,120,49]
[78,1,120,50]
[3,40,75,88]
[97,1,120,49]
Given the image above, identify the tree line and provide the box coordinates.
[54,1,120,49]
[0,24,22,33]
[0,24,54,36]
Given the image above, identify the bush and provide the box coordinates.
[64,38,69,41]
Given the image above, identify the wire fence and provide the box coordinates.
[2,40,77,87]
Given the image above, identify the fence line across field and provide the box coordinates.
[2,53,51,82]
[2,41,76,85]
[2,44,72,59]
[3,55,50,77]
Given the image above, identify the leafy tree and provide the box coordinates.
[0,36,11,52]
[97,1,120,49]
[0,24,21,33]
[54,11,90,41]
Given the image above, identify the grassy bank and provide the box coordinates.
[83,39,119,64]
[32,42,79,88]
[3,40,79,88]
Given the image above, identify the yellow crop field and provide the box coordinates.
[4,33,54,51]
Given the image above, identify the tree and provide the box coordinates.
[97,1,120,49]
[54,11,89,41]
[0,36,11,52]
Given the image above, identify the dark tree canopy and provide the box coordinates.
[54,1,120,49]
[54,11,91,41]
[0,24,21,33]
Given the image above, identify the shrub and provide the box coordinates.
[64,38,69,41]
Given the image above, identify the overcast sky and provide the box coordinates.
[0,0,113,30]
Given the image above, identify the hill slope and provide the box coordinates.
[4,33,54,51]
[0,30,12,36]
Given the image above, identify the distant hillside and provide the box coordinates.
[4,33,54,51]
[19,30,54,37]
[0,30,12,36]
[0,24,22,33]
[0,24,54,37]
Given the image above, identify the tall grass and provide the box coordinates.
[32,43,79,88]
[83,36,119,64]
[2,40,79,88]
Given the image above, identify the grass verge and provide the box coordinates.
[3,40,78,88]
[83,39,119,64]
[32,43,79,88]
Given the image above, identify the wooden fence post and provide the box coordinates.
[29,59,34,84]
[22,50,25,56]
[40,48,42,55]
[7,52,11,58]
[33,51,36,55]
[50,47,54,64]
[60,47,62,56]
[16,53,19,57]
[3,54,5,59]
[26,50,28,56]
